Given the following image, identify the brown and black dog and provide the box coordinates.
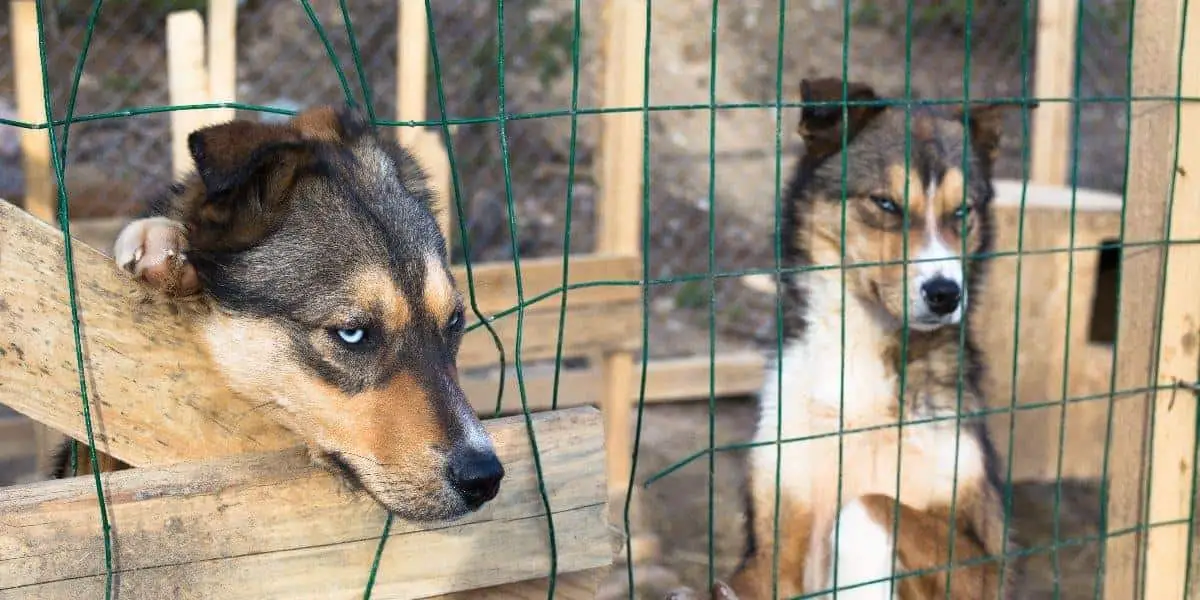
[49,105,504,523]
[669,78,1036,599]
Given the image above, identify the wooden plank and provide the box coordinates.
[596,0,648,504]
[431,567,604,600]
[458,299,639,369]
[456,253,639,316]
[1140,4,1200,598]
[461,350,767,415]
[1030,0,1079,186]
[1103,0,1190,596]
[0,408,610,600]
[206,0,238,125]
[396,0,453,251]
[11,1,53,224]
[0,198,294,467]
[166,10,209,179]
[636,351,765,403]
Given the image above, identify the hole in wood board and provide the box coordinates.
[1088,238,1121,345]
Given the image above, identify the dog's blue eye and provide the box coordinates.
[336,328,365,344]
[870,195,901,214]
[954,204,972,219]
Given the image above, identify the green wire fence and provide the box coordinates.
[1,0,1199,599]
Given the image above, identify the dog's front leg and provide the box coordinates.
[112,216,201,298]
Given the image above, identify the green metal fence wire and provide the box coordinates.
[5,0,1200,598]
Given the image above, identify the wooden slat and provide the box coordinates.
[1103,0,1191,597]
[1140,3,1200,597]
[458,299,639,369]
[206,0,238,125]
[1,198,293,466]
[11,1,53,223]
[395,0,454,249]
[166,10,209,179]
[596,0,649,505]
[0,407,609,599]
[1030,0,1079,186]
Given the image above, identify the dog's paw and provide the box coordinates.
[112,217,200,297]
[711,581,740,600]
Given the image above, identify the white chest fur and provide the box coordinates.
[749,273,985,522]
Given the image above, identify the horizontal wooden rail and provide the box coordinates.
[0,407,608,599]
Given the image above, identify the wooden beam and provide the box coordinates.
[460,350,767,415]
[1030,0,1079,186]
[10,1,53,224]
[396,0,454,252]
[0,407,610,599]
[1,198,294,467]
[166,10,209,179]
[597,0,648,505]
[1139,3,1200,597]
[206,0,238,125]
[1103,0,1192,597]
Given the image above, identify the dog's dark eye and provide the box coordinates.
[870,195,902,215]
[334,327,366,345]
[446,307,465,334]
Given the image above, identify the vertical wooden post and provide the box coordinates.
[12,0,63,477]
[167,11,209,179]
[1103,0,1196,597]
[1030,0,1079,186]
[397,0,453,256]
[11,1,53,223]
[597,0,647,503]
[206,0,238,126]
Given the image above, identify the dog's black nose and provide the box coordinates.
[921,277,962,316]
[447,447,505,508]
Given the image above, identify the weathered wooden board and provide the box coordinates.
[0,407,609,600]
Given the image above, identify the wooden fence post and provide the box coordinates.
[597,0,648,505]
[1030,0,1079,186]
[1103,0,1198,597]
[397,0,454,254]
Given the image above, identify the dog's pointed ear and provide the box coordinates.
[798,77,886,166]
[186,120,316,252]
[951,99,1039,163]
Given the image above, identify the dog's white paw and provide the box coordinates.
[112,217,200,297]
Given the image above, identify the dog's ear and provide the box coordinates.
[186,120,317,252]
[950,99,1039,164]
[798,77,886,166]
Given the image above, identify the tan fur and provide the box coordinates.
[423,255,458,325]
[349,268,411,332]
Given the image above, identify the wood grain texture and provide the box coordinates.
[0,407,609,599]
[1104,0,1189,597]
[0,199,294,467]
[1140,3,1200,597]
[11,1,53,223]
[1031,0,1079,186]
